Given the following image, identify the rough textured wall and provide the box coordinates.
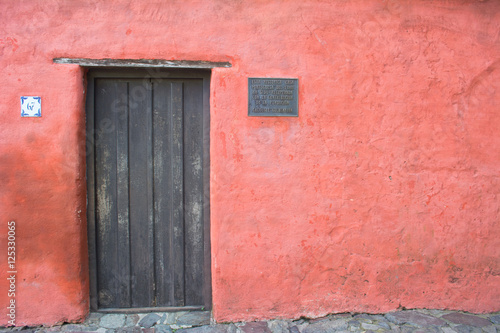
[0,0,499,326]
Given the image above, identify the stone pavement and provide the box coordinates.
[1,309,499,332]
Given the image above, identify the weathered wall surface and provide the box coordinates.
[1,0,499,326]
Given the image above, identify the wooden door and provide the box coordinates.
[86,69,211,311]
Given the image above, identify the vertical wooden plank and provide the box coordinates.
[94,79,123,308]
[129,79,155,307]
[171,81,185,306]
[152,80,174,306]
[201,73,212,310]
[115,82,131,307]
[147,80,155,307]
[86,74,98,311]
[183,79,205,305]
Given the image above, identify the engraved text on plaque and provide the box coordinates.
[248,78,298,117]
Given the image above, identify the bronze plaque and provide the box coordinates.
[248,78,298,117]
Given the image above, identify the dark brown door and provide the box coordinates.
[86,69,211,310]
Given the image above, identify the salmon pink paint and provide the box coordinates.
[0,0,499,327]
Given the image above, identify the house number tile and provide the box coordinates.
[21,96,41,117]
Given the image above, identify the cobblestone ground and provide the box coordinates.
[1,309,499,332]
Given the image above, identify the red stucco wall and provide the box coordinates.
[1,0,499,326]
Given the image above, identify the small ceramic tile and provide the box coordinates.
[21,96,41,117]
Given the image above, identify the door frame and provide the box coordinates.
[85,68,211,312]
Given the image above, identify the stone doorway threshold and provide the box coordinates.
[87,311,212,331]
